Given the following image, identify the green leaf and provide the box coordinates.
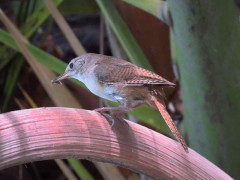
[21,0,64,39]
[68,159,95,180]
[122,0,164,17]
[0,47,14,70]
[96,0,153,71]
[0,0,64,112]
[131,105,171,135]
[59,0,99,14]
[0,29,65,73]
[0,29,82,84]
[2,56,24,112]
[0,0,64,71]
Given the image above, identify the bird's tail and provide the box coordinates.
[149,89,189,153]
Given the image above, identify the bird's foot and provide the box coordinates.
[94,107,129,128]
[98,112,115,127]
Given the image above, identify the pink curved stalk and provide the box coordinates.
[0,107,232,179]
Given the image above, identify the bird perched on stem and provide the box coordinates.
[52,53,188,152]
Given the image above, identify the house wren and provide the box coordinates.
[52,53,188,152]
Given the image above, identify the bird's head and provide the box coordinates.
[52,53,96,84]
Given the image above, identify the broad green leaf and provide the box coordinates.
[131,105,171,135]
[123,0,164,17]
[96,0,153,71]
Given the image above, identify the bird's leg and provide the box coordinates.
[98,112,116,127]
[94,106,132,127]
[94,106,131,113]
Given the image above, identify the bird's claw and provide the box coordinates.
[94,110,129,128]
[99,112,115,127]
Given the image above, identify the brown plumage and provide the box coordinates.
[52,53,188,152]
[93,55,174,86]
[150,92,189,152]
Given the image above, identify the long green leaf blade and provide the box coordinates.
[0,29,65,73]
[0,0,64,70]
[2,57,24,111]
[68,159,95,180]
[21,0,64,38]
[96,0,153,70]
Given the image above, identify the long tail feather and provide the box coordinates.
[151,94,189,153]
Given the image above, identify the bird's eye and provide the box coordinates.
[69,63,74,69]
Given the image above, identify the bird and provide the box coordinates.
[52,53,189,152]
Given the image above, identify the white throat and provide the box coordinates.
[72,72,117,102]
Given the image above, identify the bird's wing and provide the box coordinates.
[94,60,174,86]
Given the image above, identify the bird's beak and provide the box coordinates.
[51,71,71,84]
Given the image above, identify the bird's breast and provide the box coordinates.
[76,73,119,102]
